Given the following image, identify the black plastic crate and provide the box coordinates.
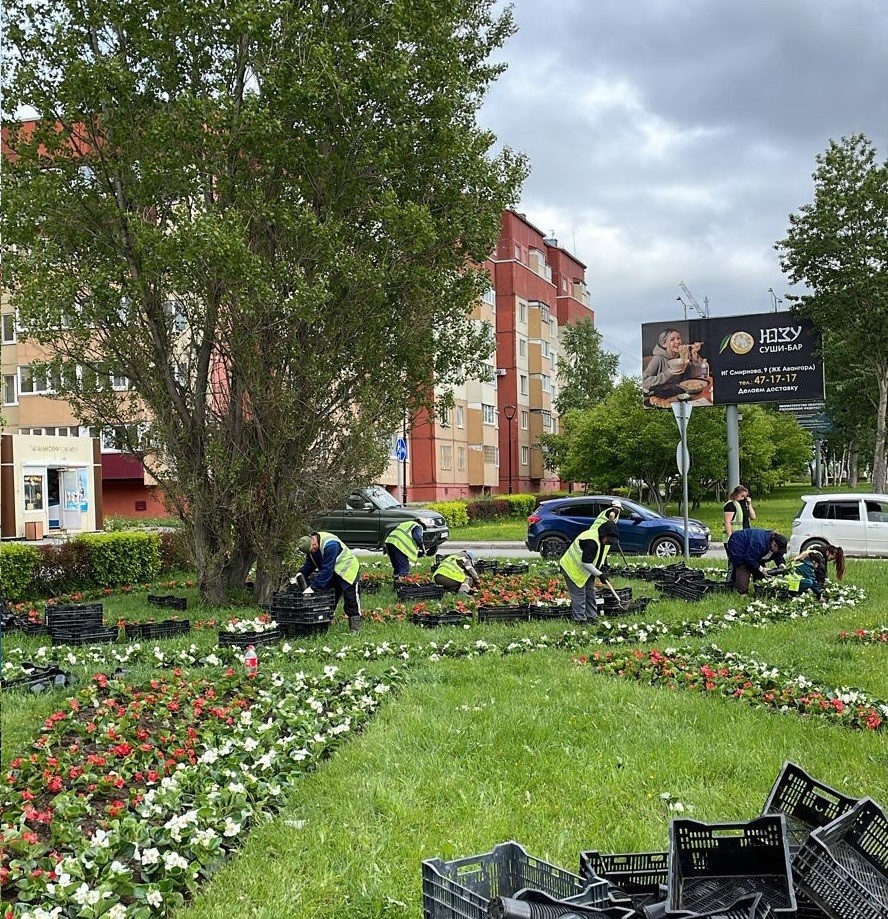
[495,563,530,576]
[488,888,633,918]
[476,604,531,623]
[529,603,573,620]
[412,612,471,628]
[579,850,668,911]
[1,665,76,693]
[278,621,332,639]
[793,797,888,919]
[474,559,499,572]
[269,589,336,610]
[762,762,860,852]
[686,892,774,918]
[45,604,104,630]
[18,620,51,637]
[124,619,191,641]
[396,583,446,601]
[358,577,382,593]
[422,841,609,919]
[147,594,188,611]
[272,608,335,625]
[667,816,797,918]
[50,627,119,647]
[217,629,282,649]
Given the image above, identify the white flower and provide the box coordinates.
[146,890,163,908]
[223,818,242,837]
[91,828,112,848]
[109,860,129,874]
[162,851,189,871]
[140,847,161,866]
[228,781,246,794]
[199,749,218,764]
[108,905,128,919]
[242,737,259,752]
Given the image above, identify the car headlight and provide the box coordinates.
[418,516,438,527]
[689,524,707,536]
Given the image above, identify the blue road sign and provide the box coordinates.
[395,437,408,461]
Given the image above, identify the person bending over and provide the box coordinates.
[725,528,787,596]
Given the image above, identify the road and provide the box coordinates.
[358,541,728,561]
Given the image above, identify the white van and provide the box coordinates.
[788,493,888,558]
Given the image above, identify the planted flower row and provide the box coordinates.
[838,626,888,644]
[1,665,402,918]
[584,643,886,731]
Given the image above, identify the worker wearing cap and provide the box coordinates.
[559,520,620,623]
[594,499,622,527]
[295,532,363,632]
[433,550,481,594]
[384,521,427,580]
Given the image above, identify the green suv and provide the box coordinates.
[311,485,449,553]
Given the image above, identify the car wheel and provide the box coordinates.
[538,535,569,559]
[800,539,830,556]
[650,535,682,558]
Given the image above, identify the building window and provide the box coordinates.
[438,404,451,427]
[456,405,465,428]
[518,301,527,323]
[440,445,453,470]
[2,313,16,343]
[518,337,526,359]
[519,374,528,396]
[520,410,529,431]
[24,474,45,511]
[483,445,499,465]
[514,244,521,261]
[542,375,551,393]
[520,446,530,466]
[482,403,497,425]
[19,366,58,395]
[562,279,568,292]
[482,286,496,307]
[457,446,466,472]
[3,374,17,405]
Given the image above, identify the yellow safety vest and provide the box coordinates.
[318,532,360,584]
[724,500,744,538]
[560,522,610,588]
[435,554,466,582]
[384,521,422,562]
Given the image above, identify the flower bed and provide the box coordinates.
[1,666,401,917]
[838,627,888,645]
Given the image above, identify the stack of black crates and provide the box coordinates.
[422,762,887,919]
[262,586,337,638]
[46,602,117,646]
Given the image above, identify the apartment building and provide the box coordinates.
[379,209,594,501]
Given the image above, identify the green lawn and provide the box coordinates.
[2,547,887,919]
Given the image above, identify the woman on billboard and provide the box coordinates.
[642,328,710,407]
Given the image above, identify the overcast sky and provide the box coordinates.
[479,0,888,375]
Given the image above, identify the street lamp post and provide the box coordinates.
[502,404,517,494]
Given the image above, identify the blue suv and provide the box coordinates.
[526,495,710,559]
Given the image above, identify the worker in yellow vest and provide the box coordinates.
[559,520,620,623]
[295,532,363,632]
[433,550,481,594]
[384,521,426,580]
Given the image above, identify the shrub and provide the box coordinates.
[465,498,510,521]
[426,500,469,529]
[502,494,538,519]
[0,543,40,601]
[27,541,94,598]
[159,529,193,574]
[77,532,162,587]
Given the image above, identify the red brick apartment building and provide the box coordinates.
[2,146,593,522]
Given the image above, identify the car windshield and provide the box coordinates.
[364,485,401,509]
[622,499,658,520]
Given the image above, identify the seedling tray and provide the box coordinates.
[50,627,119,647]
[147,594,188,611]
[396,583,446,601]
[762,762,860,852]
[793,797,888,919]
[124,620,191,641]
[667,816,797,917]
[476,604,531,623]
[412,612,471,628]
[217,629,282,648]
[529,603,573,620]
[278,621,332,638]
[422,840,608,919]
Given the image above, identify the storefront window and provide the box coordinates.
[24,474,45,511]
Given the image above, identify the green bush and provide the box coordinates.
[28,541,95,597]
[159,530,193,574]
[465,498,511,521]
[77,532,162,587]
[0,543,40,601]
[426,500,469,529]
[503,494,538,518]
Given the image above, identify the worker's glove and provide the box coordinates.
[302,587,314,595]
[290,573,308,590]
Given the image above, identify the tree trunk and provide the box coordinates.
[873,369,888,492]
[849,439,859,487]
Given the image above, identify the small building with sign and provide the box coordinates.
[0,433,104,541]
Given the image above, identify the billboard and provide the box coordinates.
[641,311,823,409]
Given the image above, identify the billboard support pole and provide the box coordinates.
[726,404,741,489]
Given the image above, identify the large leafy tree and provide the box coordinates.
[554,318,619,415]
[2,0,527,602]
[777,134,888,491]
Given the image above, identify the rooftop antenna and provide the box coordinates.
[678,281,709,319]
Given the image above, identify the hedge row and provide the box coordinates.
[0,531,191,601]
[426,492,570,529]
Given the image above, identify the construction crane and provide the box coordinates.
[677,281,710,320]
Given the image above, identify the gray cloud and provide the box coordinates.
[480,0,888,372]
